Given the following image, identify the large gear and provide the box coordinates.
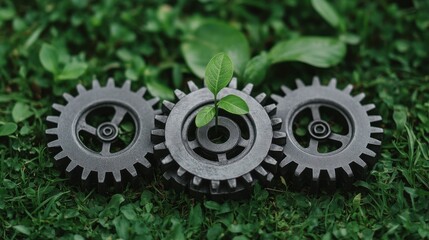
[151,78,286,199]
[272,77,383,192]
[46,78,159,192]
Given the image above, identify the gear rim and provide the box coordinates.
[46,78,159,191]
[152,78,286,198]
[272,77,383,191]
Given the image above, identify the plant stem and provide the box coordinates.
[214,94,219,133]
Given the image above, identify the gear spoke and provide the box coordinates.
[217,153,227,164]
[329,133,350,145]
[111,106,128,125]
[189,140,199,150]
[307,138,319,153]
[101,142,111,155]
[77,120,97,135]
[310,104,321,120]
[238,137,249,147]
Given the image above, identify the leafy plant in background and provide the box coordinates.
[195,53,249,128]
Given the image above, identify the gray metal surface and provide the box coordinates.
[152,78,286,199]
[46,78,159,192]
[272,77,383,192]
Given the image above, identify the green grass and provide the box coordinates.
[1,0,429,239]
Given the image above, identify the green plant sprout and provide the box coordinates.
[195,53,249,130]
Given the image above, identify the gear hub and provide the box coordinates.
[272,77,383,192]
[46,78,159,192]
[151,78,286,199]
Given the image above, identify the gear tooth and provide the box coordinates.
[65,162,77,172]
[312,169,320,181]
[155,115,168,128]
[187,81,199,92]
[210,180,220,190]
[271,118,282,130]
[242,173,253,183]
[328,78,337,88]
[113,171,121,182]
[271,94,283,103]
[122,80,131,90]
[363,104,376,112]
[369,115,382,123]
[242,83,253,94]
[98,172,106,183]
[63,93,74,102]
[343,84,353,94]
[192,176,202,187]
[161,154,173,166]
[354,93,365,102]
[92,79,101,89]
[162,100,175,114]
[53,151,67,160]
[312,76,321,86]
[227,178,237,189]
[363,148,377,157]
[369,137,382,146]
[255,165,268,177]
[138,157,152,168]
[76,84,86,94]
[354,158,368,169]
[273,131,287,145]
[148,97,160,107]
[154,142,167,151]
[126,166,138,177]
[107,78,115,88]
[281,85,292,94]
[269,144,283,155]
[177,167,187,177]
[46,116,59,124]
[81,168,91,181]
[151,129,165,143]
[264,155,277,167]
[295,79,305,88]
[137,86,147,97]
[255,93,267,104]
[266,173,274,182]
[45,128,58,135]
[52,103,65,112]
[370,127,383,134]
[327,169,336,181]
[294,165,305,177]
[47,139,60,148]
[264,104,277,116]
[279,156,293,168]
[174,89,186,100]
[228,77,237,89]
[342,164,354,178]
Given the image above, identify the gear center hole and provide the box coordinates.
[208,126,230,144]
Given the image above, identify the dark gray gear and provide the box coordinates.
[46,78,159,192]
[272,77,383,192]
[151,78,286,199]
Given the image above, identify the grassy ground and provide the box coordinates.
[1,0,429,239]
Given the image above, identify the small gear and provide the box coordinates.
[272,77,383,192]
[46,78,159,192]
[152,78,286,199]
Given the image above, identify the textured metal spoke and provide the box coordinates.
[310,104,321,120]
[100,142,111,155]
[307,138,319,154]
[188,140,199,150]
[238,137,249,147]
[217,153,228,164]
[77,119,97,135]
[329,133,350,145]
[111,106,128,125]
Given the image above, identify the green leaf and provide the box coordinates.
[57,62,88,81]
[146,80,174,100]
[268,37,346,68]
[39,43,59,74]
[218,95,249,115]
[242,52,270,86]
[12,102,33,123]
[311,0,343,29]
[207,224,224,240]
[205,52,234,96]
[188,203,203,229]
[339,33,361,45]
[0,122,18,136]
[13,225,30,236]
[181,20,250,78]
[195,106,215,128]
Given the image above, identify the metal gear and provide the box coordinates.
[151,78,286,199]
[46,78,159,192]
[272,77,383,192]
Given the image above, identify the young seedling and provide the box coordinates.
[195,53,249,132]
